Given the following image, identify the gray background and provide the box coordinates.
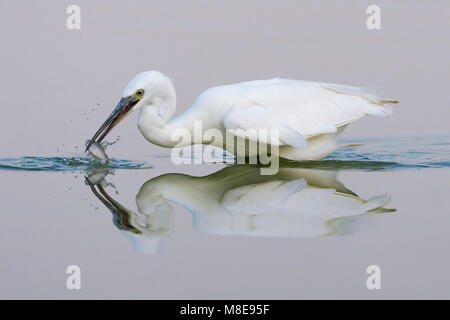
[0,0,449,158]
[0,1,449,299]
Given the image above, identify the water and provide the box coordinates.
[2,149,449,299]
[0,156,152,172]
[0,135,448,172]
[325,135,450,169]
[3,136,448,299]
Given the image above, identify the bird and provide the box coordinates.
[86,71,398,161]
[86,164,394,254]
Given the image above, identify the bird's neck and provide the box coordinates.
[137,94,186,148]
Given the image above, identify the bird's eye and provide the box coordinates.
[136,89,144,97]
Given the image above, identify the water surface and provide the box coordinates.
[1,135,449,299]
[1,135,448,172]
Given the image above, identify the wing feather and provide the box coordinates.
[201,78,397,144]
[223,105,308,148]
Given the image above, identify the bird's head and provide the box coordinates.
[85,71,174,151]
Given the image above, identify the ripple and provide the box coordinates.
[323,134,450,170]
[0,156,152,172]
[0,135,449,172]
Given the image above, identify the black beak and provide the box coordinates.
[85,96,139,152]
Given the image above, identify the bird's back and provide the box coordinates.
[195,78,397,137]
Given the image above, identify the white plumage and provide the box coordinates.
[89,71,398,160]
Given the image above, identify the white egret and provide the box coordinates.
[86,71,398,160]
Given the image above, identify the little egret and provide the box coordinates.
[86,71,398,160]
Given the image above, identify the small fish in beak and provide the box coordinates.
[85,95,140,153]
[86,141,109,162]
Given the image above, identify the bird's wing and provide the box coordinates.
[223,104,308,149]
[217,79,396,143]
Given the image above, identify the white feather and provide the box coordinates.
[116,71,397,160]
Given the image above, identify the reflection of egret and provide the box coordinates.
[86,71,397,160]
[86,165,394,255]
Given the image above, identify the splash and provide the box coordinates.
[100,136,121,151]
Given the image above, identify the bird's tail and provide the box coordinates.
[377,99,399,105]
[324,84,399,117]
